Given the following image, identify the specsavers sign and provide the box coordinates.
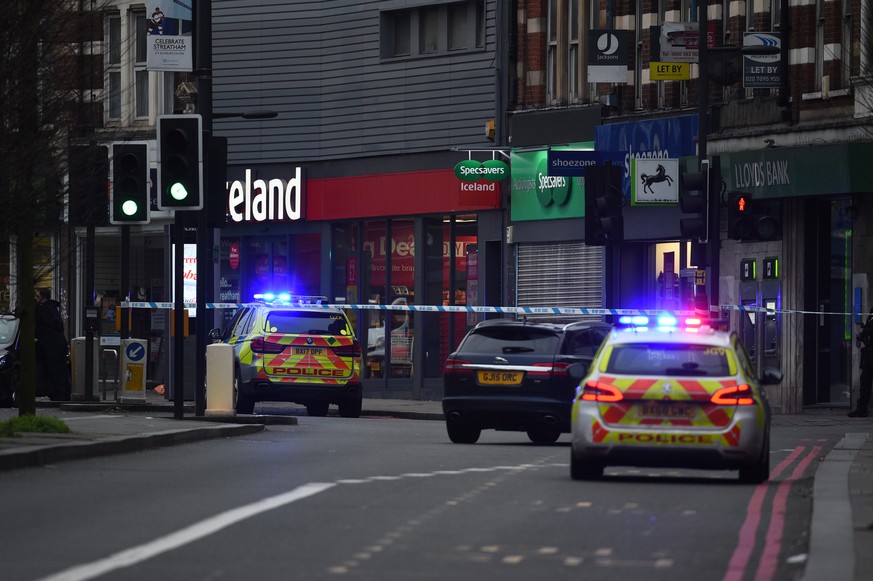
[510,142,592,221]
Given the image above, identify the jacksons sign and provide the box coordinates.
[227,168,303,223]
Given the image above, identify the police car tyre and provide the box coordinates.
[446,422,481,444]
[234,372,255,415]
[527,427,561,445]
[738,432,770,484]
[570,453,604,480]
[306,401,330,417]
[338,396,362,418]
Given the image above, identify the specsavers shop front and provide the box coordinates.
[219,156,504,400]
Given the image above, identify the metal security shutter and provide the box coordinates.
[516,242,603,321]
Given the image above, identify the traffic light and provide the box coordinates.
[69,144,109,226]
[727,192,782,241]
[584,163,623,246]
[678,160,709,240]
[158,114,203,210]
[110,143,150,225]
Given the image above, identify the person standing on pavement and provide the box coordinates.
[850,308,873,417]
[35,288,71,401]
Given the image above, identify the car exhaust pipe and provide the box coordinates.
[542,415,558,425]
[448,411,462,422]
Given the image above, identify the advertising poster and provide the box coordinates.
[147,2,194,71]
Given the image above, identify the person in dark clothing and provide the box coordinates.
[850,308,873,418]
[35,288,71,401]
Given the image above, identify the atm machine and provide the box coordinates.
[738,258,759,371]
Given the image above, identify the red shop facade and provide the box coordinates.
[219,157,505,400]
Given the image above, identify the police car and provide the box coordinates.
[570,315,780,483]
[211,294,362,417]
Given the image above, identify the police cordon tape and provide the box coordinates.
[120,301,860,318]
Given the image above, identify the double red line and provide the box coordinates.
[722,444,823,581]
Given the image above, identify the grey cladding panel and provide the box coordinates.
[213,0,498,165]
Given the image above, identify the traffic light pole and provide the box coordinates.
[697,4,720,316]
[194,0,213,416]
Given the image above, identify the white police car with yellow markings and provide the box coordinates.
[570,315,781,483]
[210,294,362,417]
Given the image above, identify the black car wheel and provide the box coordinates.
[570,452,604,480]
[527,427,561,445]
[306,401,330,417]
[234,372,255,415]
[446,422,481,444]
[338,396,362,418]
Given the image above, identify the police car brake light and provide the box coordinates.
[579,380,623,402]
[711,383,755,405]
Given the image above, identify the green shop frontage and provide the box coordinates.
[714,141,873,413]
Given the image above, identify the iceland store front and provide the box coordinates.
[219,157,504,400]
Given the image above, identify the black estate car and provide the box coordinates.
[442,318,611,445]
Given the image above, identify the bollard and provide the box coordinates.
[206,343,235,416]
[119,339,148,403]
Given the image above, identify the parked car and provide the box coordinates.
[442,318,612,444]
[570,315,779,483]
[210,294,363,416]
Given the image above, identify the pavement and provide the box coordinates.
[0,393,871,580]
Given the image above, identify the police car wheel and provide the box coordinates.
[446,422,481,444]
[306,401,330,417]
[570,453,603,480]
[338,396,362,418]
[527,427,561,445]
[234,373,255,415]
[738,433,770,484]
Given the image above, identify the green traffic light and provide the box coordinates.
[121,200,139,216]
[169,182,189,200]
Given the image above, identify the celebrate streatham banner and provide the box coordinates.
[147,2,194,72]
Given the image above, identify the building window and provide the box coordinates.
[815,0,825,92]
[381,1,485,60]
[420,7,439,53]
[547,0,559,104]
[162,72,176,114]
[568,0,579,102]
[841,0,852,90]
[106,14,121,121]
[133,9,149,119]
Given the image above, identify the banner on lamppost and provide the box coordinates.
[147,2,194,72]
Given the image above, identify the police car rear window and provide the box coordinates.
[460,328,560,355]
[265,311,349,336]
[606,343,731,377]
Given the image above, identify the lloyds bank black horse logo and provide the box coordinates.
[640,164,673,194]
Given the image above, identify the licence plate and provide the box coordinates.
[478,370,522,385]
[294,347,324,356]
[638,401,695,419]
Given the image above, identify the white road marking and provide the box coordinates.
[40,462,551,581]
[36,483,335,581]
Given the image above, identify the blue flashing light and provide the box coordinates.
[278,292,292,302]
[618,315,649,326]
[657,315,678,327]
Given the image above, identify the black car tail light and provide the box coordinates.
[251,336,286,354]
[529,362,570,377]
[444,357,473,374]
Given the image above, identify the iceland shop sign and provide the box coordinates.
[227,168,303,223]
[594,115,698,195]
